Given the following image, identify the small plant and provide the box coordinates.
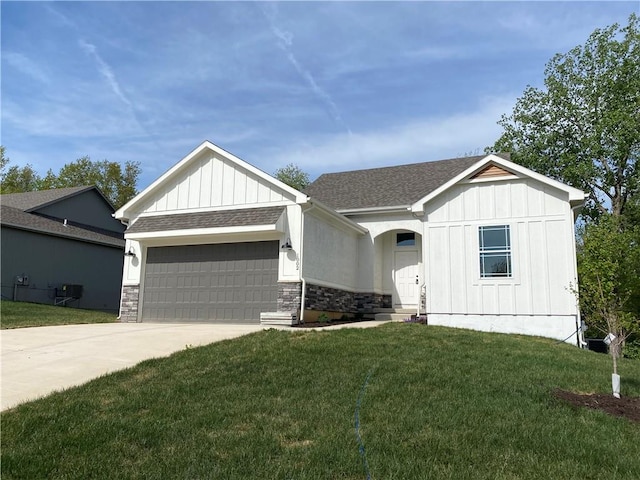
[317,313,330,323]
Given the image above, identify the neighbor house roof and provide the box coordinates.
[0,204,124,248]
[304,153,510,211]
[0,186,99,212]
[126,206,286,234]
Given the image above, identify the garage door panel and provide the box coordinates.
[142,241,278,323]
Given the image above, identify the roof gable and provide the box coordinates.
[410,154,586,213]
[116,141,308,221]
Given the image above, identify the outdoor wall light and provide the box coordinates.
[281,238,293,251]
[124,247,136,257]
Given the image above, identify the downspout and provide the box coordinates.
[298,203,316,324]
[571,203,586,348]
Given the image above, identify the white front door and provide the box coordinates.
[394,250,418,307]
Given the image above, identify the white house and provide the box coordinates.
[115,141,586,344]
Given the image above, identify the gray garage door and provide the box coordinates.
[142,241,278,323]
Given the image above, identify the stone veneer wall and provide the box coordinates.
[277,282,302,312]
[120,285,140,322]
[304,283,391,314]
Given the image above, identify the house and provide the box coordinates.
[1,186,125,311]
[115,141,586,344]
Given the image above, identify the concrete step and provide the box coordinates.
[374,312,416,322]
[373,308,416,314]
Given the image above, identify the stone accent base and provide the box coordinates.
[120,285,140,322]
[304,283,391,314]
[277,282,302,312]
[355,292,393,311]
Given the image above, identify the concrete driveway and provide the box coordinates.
[0,322,264,411]
[1,319,389,411]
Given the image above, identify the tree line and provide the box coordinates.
[0,147,140,210]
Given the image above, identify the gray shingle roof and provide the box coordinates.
[0,186,95,212]
[304,154,510,211]
[127,206,286,234]
[1,205,124,248]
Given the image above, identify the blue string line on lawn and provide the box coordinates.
[355,367,376,480]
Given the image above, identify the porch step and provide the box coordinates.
[374,313,415,321]
[374,309,423,322]
[373,308,416,314]
[260,312,298,326]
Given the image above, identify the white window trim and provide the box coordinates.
[478,224,515,281]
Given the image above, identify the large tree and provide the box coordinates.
[490,14,639,222]
[0,147,140,209]
[274,163,310,191]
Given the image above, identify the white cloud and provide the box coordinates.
[268,94,518,175]
[3,52,49,84]
[78,39,133,110]
[259,4,352,135]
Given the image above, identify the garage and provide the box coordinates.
[141,241,278,323]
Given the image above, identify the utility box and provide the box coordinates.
[61,284,83,299]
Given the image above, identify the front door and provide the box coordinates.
[394,250,418,307]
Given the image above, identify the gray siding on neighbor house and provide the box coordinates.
[35,190,125,234]
[1,227,124,312]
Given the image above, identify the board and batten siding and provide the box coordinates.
[424,178,578,319]
[139,152,290,214]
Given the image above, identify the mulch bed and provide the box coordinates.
[552,389,640,424]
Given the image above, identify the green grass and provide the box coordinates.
[1,300,117,329]
[2,324,639,479]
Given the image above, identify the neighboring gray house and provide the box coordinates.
[1,186,125,311]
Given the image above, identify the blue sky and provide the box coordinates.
[2,1,638,190]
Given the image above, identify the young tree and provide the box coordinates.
[274,163,310,191]
[489,14,639,222]
[578,215,640,395]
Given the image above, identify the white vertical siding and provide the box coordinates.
[139,152,290,214]
[424,178,578,318]
[428,226,448,311]
[448,225,465,312]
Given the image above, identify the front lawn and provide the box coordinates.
[0,300,117,329]
[2,324,639,479]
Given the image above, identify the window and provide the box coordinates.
[396,232,416,247]
[479,225,511,278]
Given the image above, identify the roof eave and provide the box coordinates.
[337,205,411,216]
[2,223,124,249]
[304,198,369,235]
